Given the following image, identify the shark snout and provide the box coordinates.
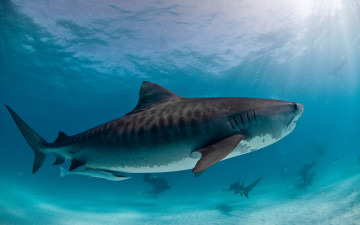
[286,102,304,128]
[288,102,304,127]
[294,103,304,117]
[294,103,304,112]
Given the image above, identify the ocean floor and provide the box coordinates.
[1,172,359,225]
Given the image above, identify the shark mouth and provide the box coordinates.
[287,105,304,128]
[285,110,303,135]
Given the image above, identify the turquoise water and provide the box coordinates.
[1,0,360,224]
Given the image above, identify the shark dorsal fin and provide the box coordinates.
[129,81,180,114]
[55,131,68,143]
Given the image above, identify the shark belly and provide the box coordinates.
[105,156,199,173]
[77,143,201,173]
[70,119,229,173]
[224,133,279,159]
[225,121,296,159]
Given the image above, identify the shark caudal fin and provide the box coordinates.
[5,105,48,174]
[243,178,261,198]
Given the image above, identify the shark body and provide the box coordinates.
[7,81,304,180]
[224,178,262,198]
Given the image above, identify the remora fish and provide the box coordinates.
[6,81,304,179]
[59,167,130,181]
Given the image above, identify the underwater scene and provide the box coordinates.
[1,0,360,224]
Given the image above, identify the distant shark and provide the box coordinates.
[298,162,316,188]
[6,81,304,180]
[224,178,262,198]
[143,174,170,197]
[223,180,245,194]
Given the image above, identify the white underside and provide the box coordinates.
[106,122,297,174]
[107,133,275,173]
[228,121,296,158]
[108,132,281,173]
[55,119,298,175]
[108,157,200,173]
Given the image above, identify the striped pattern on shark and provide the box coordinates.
[6,81,304,180]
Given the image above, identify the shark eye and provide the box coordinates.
[293,103,298,110]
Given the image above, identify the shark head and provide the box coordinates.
[225,98,304,154]
[251,100,304,139]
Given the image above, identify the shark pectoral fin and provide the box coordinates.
[53,154,66,165]
[194,169,207,177]
[192,134,244,173]
[69,159,85,171]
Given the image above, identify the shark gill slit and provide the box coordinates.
[253,110,258,125]
[234,115,241,130]
[246,111,251,127]
[228,121,235,131]
[233,115,240,129]
[233,118,240,131]
[240,114,246,129]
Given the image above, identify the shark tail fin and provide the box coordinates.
[59,167,68,177]
[243,178,262,199]
[5,105,48,174]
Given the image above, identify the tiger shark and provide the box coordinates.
[6,81,304,180]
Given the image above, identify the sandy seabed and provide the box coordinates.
[0,173,359,225]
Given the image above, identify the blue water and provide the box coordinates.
[1,0,360,224]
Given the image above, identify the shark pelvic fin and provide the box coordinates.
[192,134,244,174]
[5,105,48,174]
[69,159,85,171]
[55,131,68,143]
[128,81,181,114]
[53,154,66,165]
